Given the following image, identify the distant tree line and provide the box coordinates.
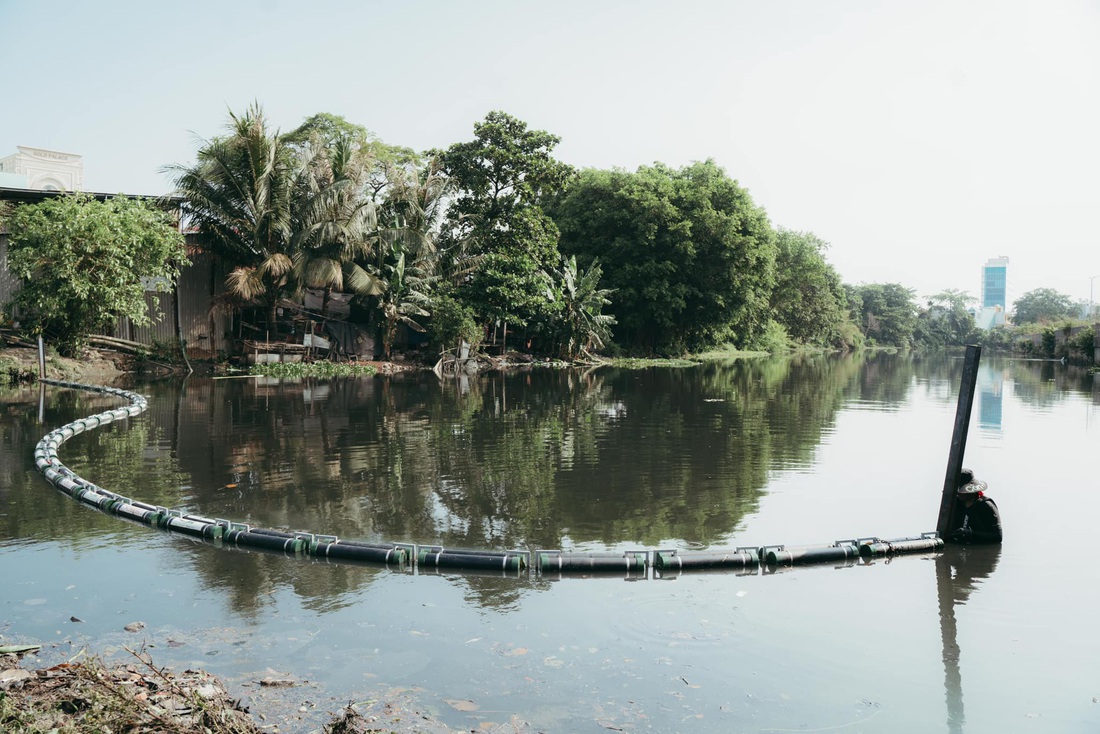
[2,105,1095,362]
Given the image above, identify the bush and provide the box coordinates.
[427,293,482,354]
[1071,326,1095,362]
[748,319,792,354]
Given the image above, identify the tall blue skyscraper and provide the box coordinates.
[982,256,1009,309]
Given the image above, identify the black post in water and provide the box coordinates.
[936,345,982,536]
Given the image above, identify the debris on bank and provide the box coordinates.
[0,646,258,734]
[0,645,535,734]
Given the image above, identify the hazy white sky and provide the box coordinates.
[2,0,1098,305]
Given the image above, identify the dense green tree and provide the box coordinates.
[845,282,918,348]
[914,289,978,348]
[549,160,776,354]
[285,112,422,204]
[166,103,297,327]
[284,112,373,149]
[438,111,575,331]
[3,194,187,356]
[1012,287,1077,325]
[770,229,851,347]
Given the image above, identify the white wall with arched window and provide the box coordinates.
[0,147,83,192]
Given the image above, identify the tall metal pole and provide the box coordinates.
[37,335,46,380]
[936,345,982,536]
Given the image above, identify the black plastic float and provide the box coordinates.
[33,379,946,578]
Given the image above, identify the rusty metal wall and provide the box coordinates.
[106,237,228,356]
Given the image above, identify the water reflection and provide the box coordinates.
[2,352,1088,620]
[936,545,1001,734]
[978,365,1005,432]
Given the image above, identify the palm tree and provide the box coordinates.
[289,135,383,316]
[553,255,616,361]
[368,159,451,358]
[378,249,434,359]
[166,102,297,330]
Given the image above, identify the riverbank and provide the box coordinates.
[0,345,132,385]
[1,645,529,733]
[0,345,428,386]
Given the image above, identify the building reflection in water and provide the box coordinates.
[936,545,1001,734]
[977,364,1004,433]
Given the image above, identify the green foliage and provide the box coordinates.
[438,111,574,329]
[284,111,373,149]
[770,229,852,347]
[609,357,699,368]
[914,289,979,348]
[4,194,187,357]
[166,102,297,326]
[972,324,1015,351]
[290,133,383,311]
[549,160,776,355]
[1070,326,1095,359]
[1012,287,1078,325]
[748,319,793,354]
[427,291,482,353]
[0,357,35,386]
[1040,327,1058,357]
[249,360,377,377]
[462,208,561,327]
[377,248,433,359]
[546,254,616,360]
[845,282,918,348]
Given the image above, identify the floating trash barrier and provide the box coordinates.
[536,550,648,573]
[33,379,946,579]
[653,548,760,571]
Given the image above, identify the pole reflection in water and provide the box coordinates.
[936,545,1001,734]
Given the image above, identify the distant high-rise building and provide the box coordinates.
[977,256,1009,329]
[981,256,1009,308]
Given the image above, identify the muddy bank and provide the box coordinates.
[0,345,131,385]
[0,344,430,387]
[1,645,533,734]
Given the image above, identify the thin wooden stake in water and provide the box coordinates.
[936,345,982,536]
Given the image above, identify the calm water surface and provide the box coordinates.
[1,353,1097,733]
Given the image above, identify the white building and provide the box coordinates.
[0,146,84,191]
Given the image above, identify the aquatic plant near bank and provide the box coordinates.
[248,361,377,377]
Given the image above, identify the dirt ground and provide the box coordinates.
[0,344,132,384]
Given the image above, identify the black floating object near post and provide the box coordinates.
[936,345,982,537]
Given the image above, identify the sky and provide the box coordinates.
[2,0,1098,306]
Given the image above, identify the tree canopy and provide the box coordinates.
[437,111,575,330]
[548,160,775,354]
[845,282,918,348]
[3,194,187,356]
[913,289,978,347]
[770,229,851,348]
[1012,287,1078,324]
[166,103,298,326]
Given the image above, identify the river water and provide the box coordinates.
[1,352,1097,733]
